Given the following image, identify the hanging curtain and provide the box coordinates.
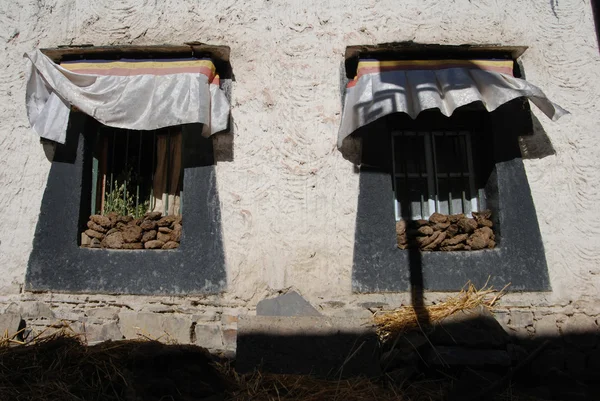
[150,128,183,216]
[338,59,568,149]
[24,50,230,144]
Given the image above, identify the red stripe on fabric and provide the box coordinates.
[357,64,513,78]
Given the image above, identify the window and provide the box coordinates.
[92,126,183,218]
[82,123,184,250]
[342,45,561,292]
[351,102,551,292]
[26,44,231,295]
[392,130,481,221]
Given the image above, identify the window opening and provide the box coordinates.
[392,130,479,221]
[93,126,183,217]
[83,124,184,250]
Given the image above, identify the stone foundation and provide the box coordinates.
[0,296,598,360]
[81,212,182,250]
[396,211,496,251]
[2,300,599,399]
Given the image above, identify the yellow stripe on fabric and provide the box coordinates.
[62,60,216,72]
[356,59,513,69]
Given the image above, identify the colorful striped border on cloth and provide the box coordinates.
[25,49,231,143]
[60,58,220,85]
[347,59,514,88]
[338,57,568,148]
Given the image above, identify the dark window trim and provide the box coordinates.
[40,43,233,80]
[351,101,550,292]
[26,113,227,295]
[344,43,528,79]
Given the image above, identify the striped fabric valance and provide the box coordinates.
[60,58,221,85]
[25,50,230,144]
[347,59,514,87]
[338,58,568,148]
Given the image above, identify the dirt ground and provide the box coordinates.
[1,334,598,401]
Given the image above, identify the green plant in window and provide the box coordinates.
[103,167,149,218]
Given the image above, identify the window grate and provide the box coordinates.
[392,130,479,221]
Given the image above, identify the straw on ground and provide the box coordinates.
[374,280,509,341]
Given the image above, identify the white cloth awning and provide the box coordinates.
[25,50,230,144]
[338,59,568,148]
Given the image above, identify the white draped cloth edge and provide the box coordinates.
[24,50,231,144]
[338,67,569,148]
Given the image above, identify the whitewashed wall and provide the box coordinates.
[0,0,599,332]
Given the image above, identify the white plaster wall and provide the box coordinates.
[0,0,599,312]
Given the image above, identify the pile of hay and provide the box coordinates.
[0,327,433,401]
[0,329,228,401]
[0,331,445,401]
[374,281,508,341]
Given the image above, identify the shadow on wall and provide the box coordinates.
[519,114,556,159]
[233,312,600,401]
[2,311,600,400]
[213,118,235,162]
[237,331,381,378]
[592,0,600,52]
[338,57,556,164]
[213,76,235,162]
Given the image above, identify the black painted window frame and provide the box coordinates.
[26,47,233,295]
[26,113,228,295]
[349,83,551,293]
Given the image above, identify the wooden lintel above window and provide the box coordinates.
[40,43,230,67]
[344,42,528,78]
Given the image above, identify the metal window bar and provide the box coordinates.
[136,132,142,214]
[423,133,436,218]
[109,129,116,209]
[91,153,98,215]
[99,136,108,214]
[123,130,129,216]
[447,131,454,215]
[164,131,171,216]
[400,132,408,219]
[409,133,425,219]
[392,131,432,220]
[150,130,156,212]
[401,132,411,218]
[392,132,413,220]
[448,131,465,214]
[434,130,478,216]
[430,131,441,214]
[391,133,399,220]
[459,133,469,214]
[464,131,478,215]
